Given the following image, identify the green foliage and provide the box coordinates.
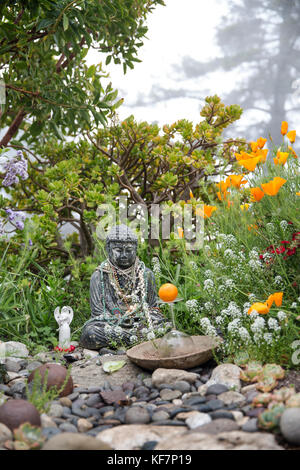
[0,0,164,145]
[0,96,246,268]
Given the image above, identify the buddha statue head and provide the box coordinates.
[105,224,138,269]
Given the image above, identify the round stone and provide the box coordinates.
[280,408,300,445]
[77,418,93,433]
[0,399,41,431]
[159,389,182,401]
[125,407,151,425]
[242,418,258,433]
[206,384,229,395]
[48,403,64,418]
[28,363,73,397]
[172,381,191,394]
[207,399,224,411]
[152,411,170,422]
[186,412,212,430]
[59,422,78,433]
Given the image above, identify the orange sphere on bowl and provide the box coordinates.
[159,283,178,302]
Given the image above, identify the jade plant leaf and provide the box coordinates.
[102,360,126,374]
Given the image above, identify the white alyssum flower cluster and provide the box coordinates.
[204,279,214,292]
[199,317,218,336]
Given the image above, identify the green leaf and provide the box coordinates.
[102,360,126,374]
[63,14,69,31]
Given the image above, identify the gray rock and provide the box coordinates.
[209,410,234,420]
[207,399,224,411]
[143,378,153,388]
[172,381,191,393]
[206,384,229,395]
[192,418,240,434]
[3,342,29,358]
[77,418,93,433]
[280,408,300,445]
[48,403,64,418]
[186,412,212,430]
[218,391,246,406]
[27,361,43,373]
[40,414,57,429]
[152,369,198,387]
[125,407,151,425]
[59,422,78,433]
[159,389,182,401]
[42,427,62,439]
[242,418,258,433]
[200,364,242,393]
[5,359,21,373]
[0,423,12,445]
[151,411,170,422]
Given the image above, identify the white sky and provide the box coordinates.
[88,0,235,126]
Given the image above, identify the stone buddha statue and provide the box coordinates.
[80,224,170,350]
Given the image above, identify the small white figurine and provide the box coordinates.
[54,306,73,349]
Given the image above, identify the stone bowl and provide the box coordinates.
[126,335,220,371]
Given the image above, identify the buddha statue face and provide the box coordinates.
[105,225,138,269]
[108,241,137,269]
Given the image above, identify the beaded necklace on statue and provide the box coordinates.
[98,258,153,331]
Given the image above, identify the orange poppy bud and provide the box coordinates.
[281,121,288,135]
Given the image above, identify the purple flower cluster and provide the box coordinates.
[5,208,26,230]
[2,150,28,187]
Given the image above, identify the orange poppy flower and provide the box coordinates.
[248,302,270,315]
[274,151,289,165]
[250,187,265,202]
[297,192,300,196]
[261,177,287,196]
[281,121,288,135]
[235,151,252,161]
[257,148,268,163]
[257,137,267,149]
[250,141,259,152]
[238,156,261,171]
[226,174,247,188]
[273,292,283,307]
[287,130,296,144]
[196,205,217,218]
